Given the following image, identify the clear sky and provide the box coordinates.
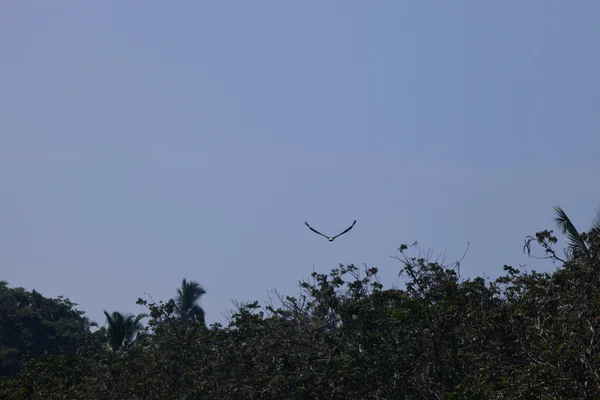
[1,1,599,326]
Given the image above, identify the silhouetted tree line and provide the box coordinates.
[1,205,600,399]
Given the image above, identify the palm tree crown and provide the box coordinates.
[175,278,206,324]
[102,310,148,351]
[553,204,600,259]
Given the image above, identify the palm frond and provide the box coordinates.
[175,278,206,322]
[553,205,588,254]
[103,310,147,351]
[133,313,149,325]
[592,202,600,232]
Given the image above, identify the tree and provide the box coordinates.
[102,311,148,351]
[0,283,94,377]
[553,204,600,259]
[174,278,206,324]
[7,204,600,398]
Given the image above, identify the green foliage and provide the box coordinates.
[101,311,148,351]
[3,204,600,398]
[0,283,95,378]
[174,278,206,324]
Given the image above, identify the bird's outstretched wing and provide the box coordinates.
[304,221,331,240]
[331,220,357,240]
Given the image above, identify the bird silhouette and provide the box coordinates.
[304,220,357,242]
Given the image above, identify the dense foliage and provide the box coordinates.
[2,206,600,399]
[0,281,96,377]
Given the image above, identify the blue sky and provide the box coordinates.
[1,1,599,326]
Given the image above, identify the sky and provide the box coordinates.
[1,1,599,327]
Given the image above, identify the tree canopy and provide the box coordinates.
[2,205,600,399]
[0,283,96,377]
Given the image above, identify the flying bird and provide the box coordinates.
[304,220,357,242]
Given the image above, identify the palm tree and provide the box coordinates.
[102,310,148,351]
[553,205,600,259]
[174,278,206,324]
